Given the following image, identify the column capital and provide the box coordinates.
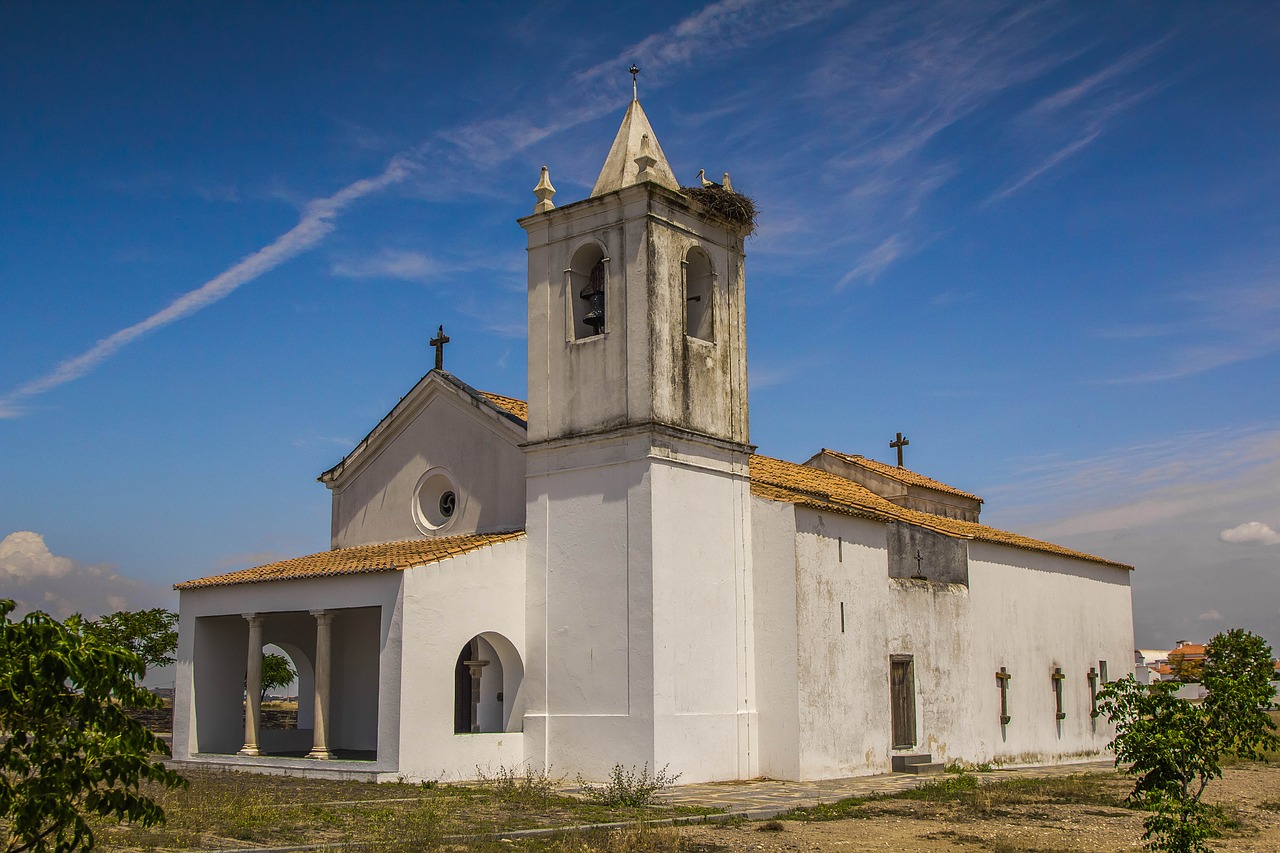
[310,609,334,622]
[242,612,265,626]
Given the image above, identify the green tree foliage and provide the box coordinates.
[0,600,186,852]
[83,608,178,677]
[260,653,296,700]
[1099,629,1279,853]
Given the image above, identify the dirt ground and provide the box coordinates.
[674,764,1280,852]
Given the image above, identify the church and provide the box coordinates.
[171,90,1135,784]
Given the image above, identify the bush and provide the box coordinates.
[576,763,681,807]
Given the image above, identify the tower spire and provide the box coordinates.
[589,69,679,197]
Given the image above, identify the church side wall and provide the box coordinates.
[781,509,1131,778]
[791,509,975,779]
[966,543,1133,766]
[397,537,526,781]
[329,392,525,548]
[750,498,801,780]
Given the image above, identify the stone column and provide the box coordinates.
[239,613,265,756]
[307,610,334,760]
[464,658,490,733]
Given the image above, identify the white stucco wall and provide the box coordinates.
[749,500,1134,780]
[396,537,527,781]
[525,429,757,784]
[326,378,526,548]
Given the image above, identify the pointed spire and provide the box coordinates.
[533,165,556,213]
[590,68,680,197]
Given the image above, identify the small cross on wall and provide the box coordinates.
[430,325,450,371]
[890,431,910,468]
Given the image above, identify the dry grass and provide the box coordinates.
[87,766,718,851]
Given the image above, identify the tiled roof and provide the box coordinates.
[1170,643,1207,658]
[818,448,983,503]
[749,454,1131,570]
[175,531,525,590]
[479,391,528,423]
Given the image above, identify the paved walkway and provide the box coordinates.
[650,760,1117,818]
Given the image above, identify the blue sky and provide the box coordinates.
[2,1,1277,655]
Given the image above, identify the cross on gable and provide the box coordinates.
[889,431,910,467]
[430,325,451,371]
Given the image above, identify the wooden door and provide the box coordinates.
[890,657,916,749]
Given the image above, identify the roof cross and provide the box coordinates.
[890,431,910,468]
[430,325,450,371]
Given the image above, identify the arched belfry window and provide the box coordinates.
[684,247,714,342]
[568,243,608,340]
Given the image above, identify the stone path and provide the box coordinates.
[650,759,1117,818]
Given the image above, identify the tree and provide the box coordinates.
[1167,650,1205,684]
[83,608,178,677]
[0,600,186,852]
[260,653,297,701]
[1099,629,1279,853]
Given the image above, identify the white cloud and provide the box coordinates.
[0,531,175,620]
[1197,609,1223,622]
[1220,521,1280,546]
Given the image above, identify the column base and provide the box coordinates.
[306,748,335,760]
[238,746,261,757]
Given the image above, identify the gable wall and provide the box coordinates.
[330,392,525,548]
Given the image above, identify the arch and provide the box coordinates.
[271,641,314,729]
[684,246,714,341]
[454,631,524,734]
[567,242,608,340]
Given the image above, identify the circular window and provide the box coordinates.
[413,468,461,532]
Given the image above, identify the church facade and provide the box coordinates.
[172,95,1134,784]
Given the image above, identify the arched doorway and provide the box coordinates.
[454,632,523,734]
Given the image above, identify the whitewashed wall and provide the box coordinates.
[397,537,527,781]
[327,379,526,548]
[751,500,1134,779]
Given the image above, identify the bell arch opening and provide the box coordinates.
[568,242,608,340]
[453,632,524,734]
[684,246,714,342]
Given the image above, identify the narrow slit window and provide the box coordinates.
[1052,667,1066,721]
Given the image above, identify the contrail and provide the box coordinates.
[0,0,845,418]
[0,156,414,418]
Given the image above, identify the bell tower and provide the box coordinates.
[518,86,757,783]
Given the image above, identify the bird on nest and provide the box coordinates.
[696,169,734,193]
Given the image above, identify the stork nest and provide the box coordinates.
[680,186,758,233]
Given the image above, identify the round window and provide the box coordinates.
[413,468,461,532]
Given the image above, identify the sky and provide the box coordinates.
[2,1,1278,662]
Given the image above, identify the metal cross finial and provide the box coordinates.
[430,325,450,371]
[890,431,910,467]
[630,64,640,100]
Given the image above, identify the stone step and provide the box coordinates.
[901,761,946,775]
[891,754,946,774]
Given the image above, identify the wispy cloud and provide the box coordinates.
[2,0,849,418]
[0,155,416,418]
[1098,275,1280,383]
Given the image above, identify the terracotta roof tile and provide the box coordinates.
[478,391,528,423]
[817,448,983,502]
[749,454,1131,570]
[176,531,525,590]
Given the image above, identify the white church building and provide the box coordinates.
[172,93,1135,784]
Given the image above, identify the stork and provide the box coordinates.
[722,172,734,193]
[696,169,721,189]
